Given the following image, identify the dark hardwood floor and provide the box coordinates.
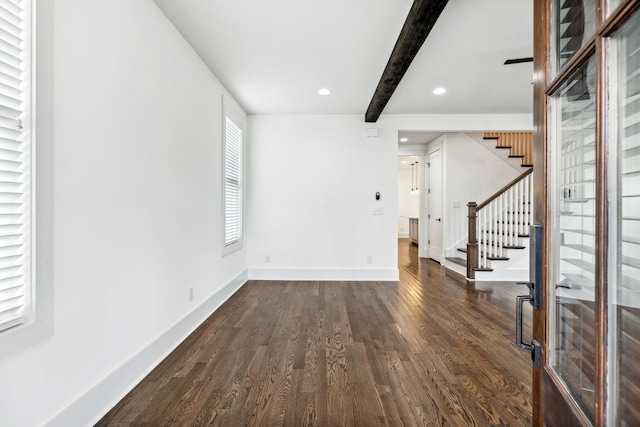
[98,239,532,426]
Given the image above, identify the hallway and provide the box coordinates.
[98,239,532,426]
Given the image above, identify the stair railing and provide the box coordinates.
[467,168,533,279]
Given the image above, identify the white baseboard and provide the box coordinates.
[248,268,399,281]
[445,261,467,278]
[45,270,248,427]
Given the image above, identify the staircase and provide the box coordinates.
[483,132,533,168]
[446,132,534,281]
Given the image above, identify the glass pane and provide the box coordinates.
[608,0,621,16]
[611,9,640,425]
[550,55,597,421]
[553,0,597,71]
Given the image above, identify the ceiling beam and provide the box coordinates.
[364,0,449,123]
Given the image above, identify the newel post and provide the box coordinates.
[467,202,478,279]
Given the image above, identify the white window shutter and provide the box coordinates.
[0,0,31,333]
[224,115,242,248]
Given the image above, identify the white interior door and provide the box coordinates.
[428,149,443,262]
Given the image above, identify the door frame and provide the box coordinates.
[398,147,428,258]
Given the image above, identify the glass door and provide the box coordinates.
[533,0,640,425]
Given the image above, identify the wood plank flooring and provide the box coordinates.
[97,239,532,426]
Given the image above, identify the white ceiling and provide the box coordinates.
[154,0,533,116]
[398,131,443,145]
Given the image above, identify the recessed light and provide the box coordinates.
[400,138,408,142]
[433,87,446,95]
[318,88,331,96]
[401,161,407,164]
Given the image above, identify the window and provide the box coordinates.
[0,0,33,334]
[222,100,244,255]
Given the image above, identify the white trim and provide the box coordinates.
[45,270,248,427]
[248,268,399,281]
[0,0,57,362]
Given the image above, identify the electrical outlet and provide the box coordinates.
[265,255,271,263]
[189,287,194,302]
[372,207,383,215]
[367,255,373,264]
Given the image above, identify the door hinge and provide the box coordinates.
[428,239,431,244]
[427,162,431,167]
[428,214,431,219]
[428,188,431,194]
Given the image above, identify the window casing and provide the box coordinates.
[222,100,244,255]
[0,0,33,334]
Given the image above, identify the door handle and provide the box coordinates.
[435,218,441,222]
[516,295,541,365]
[516,295,534,351]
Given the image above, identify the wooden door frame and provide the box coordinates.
[533,0,640,425]
[531,0,549,424]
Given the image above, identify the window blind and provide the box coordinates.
[0,0,30,333]
[224,115,242,247]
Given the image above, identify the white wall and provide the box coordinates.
[247,116,531,281]
[0,1,247,426]
[438,133,521,254]
[398,168,419,238]
[247,115,399,280]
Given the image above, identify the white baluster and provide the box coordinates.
[517,180,524,236]
[494,198,498,259]
[508,186,514,247]
[480,209,484,269]
[529,173,534,228]
[496,195,504,256]
[487,203,496,256]
[524,177,529,230]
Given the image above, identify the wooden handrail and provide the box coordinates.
[477,167,533,211]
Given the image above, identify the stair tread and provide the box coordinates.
[457,247,516,259]
[479,240,527,247]
[446,257,467,267]
[486,231,530,237]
